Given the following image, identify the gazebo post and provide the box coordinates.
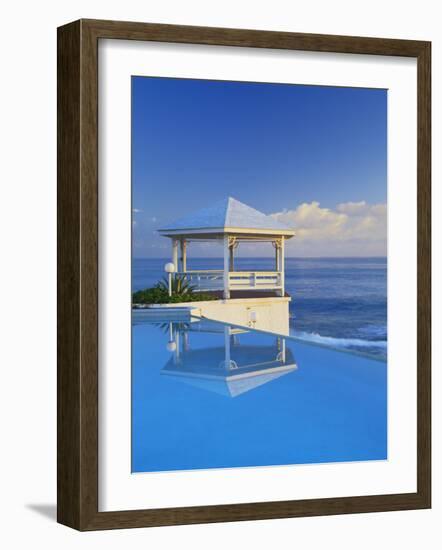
[279,237,285,297]
[180,239,187,272]
[223,235,230,299]
[172,239,179,271]
[274,240,279,271]
[229,244,234,272]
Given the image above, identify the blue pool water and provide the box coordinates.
[133,257,387,360]
[132,316,387,473]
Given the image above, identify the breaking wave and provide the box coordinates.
[292,331,387,349]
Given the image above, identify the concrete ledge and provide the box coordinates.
[132,307,200,321]
[133,295,290,335]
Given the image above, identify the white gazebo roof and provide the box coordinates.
[158,197,295,238]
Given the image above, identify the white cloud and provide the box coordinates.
[336,200,368,214]
[132,208,143,213]
[271,200,387,256]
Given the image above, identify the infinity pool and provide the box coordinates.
[132,314,387,473]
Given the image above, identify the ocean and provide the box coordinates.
[132,257,387,361]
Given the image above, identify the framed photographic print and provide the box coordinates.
[57,19,431,530]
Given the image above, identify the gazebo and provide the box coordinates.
[161,320,297,398]
[158,197,295,299]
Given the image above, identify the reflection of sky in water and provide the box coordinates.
[132,316,387,473]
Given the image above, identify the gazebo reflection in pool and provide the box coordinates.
[160,319,297,398]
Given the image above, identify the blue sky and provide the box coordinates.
[132,77,387,257]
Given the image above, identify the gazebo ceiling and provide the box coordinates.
[158,197,295,239]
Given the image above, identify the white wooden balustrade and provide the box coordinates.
[176,270,282,292]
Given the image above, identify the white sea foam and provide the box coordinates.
[293,331,387,349]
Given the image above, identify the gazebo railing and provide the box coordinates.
[229,271,282,290]
[176,270,282,292]
[177,270,224,291]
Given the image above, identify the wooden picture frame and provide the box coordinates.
[57,18,431,530]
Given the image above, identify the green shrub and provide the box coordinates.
[132,286,169,304]
[157,274,196,296]
[132,283,218,305]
